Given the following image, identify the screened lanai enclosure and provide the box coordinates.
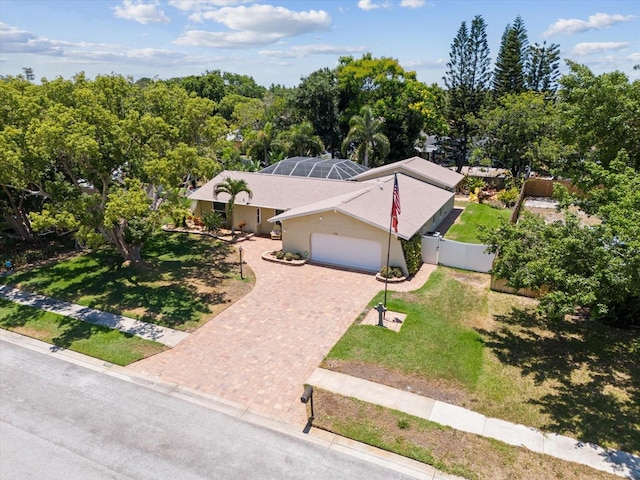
[259,157,369,180]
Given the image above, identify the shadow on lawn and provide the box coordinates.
[5,234,239,329]
[480,308,639,455]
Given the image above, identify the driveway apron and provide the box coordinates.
[128,236,384,424]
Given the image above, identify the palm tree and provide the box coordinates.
[213,177,253,236]
[341,106,390,168]
[279,121,324,157]
[244,121,276,166]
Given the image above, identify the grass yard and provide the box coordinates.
[0,298,166,365]
[314,389,621,480]
[0,233,254,331]
[322,267,639,458]
[445,202,511,243]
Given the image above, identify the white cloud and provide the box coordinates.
[0,23,63,55]
[175,29,280,48]
[544,12,635,38]
[572,41,629,56]
[168,0,246,11]
[260,44,366,58]
[629,52,640,61]
[357,0,392,11]
[402,58,446,70]
[178,5,331,48]
[400,0,426,8]
[113,0,170,24]
[194,5,331,36]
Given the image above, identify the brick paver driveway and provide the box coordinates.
[129,236,390,424]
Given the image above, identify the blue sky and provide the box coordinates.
[1,0,638,87]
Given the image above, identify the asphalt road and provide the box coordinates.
[0,341,414,480]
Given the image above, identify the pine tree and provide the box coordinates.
[527,41,561,96]
[493,16,529,96]
[443,15,491,172]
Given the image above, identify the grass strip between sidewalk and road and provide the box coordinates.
[0,298,167,366]
[312,389,621,480]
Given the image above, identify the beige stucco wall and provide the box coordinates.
[193,201,275,235]
[233,205,276,235]
[418,195,455,236]
[279,210,408,274]
[193,200,212,218]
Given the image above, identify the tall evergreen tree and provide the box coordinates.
[527,41,561,95]
[443,15,492,172]
[493,16,529,96]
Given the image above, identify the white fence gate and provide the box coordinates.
[422,235,495,273]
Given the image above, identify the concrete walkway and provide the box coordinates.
[0,285,188,347]
[308,368,640,479]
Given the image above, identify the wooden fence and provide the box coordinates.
[490,276,549,298]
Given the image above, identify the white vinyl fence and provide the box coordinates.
[422,234,495,273]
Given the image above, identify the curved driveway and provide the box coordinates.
[129,236,405,424]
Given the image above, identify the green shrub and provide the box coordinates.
[461,175,486,194]
[380,266,404,278]
[292,253,301,260]
[202,211,222,232]
[284,252,294,261]
[497,188,519,207]
[401,234,422,275]
[275,250,285,260]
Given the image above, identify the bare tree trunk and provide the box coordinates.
[2,185,35,241]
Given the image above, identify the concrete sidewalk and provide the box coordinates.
[0,285,188,347]
[308,368,640,479]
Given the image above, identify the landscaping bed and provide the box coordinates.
[262,250,307,266]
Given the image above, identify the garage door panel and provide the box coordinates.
[311,233,381,272]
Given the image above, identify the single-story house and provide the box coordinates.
[350,156,463,191]
[189,157,463,274]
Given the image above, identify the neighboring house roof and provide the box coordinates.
[189,171,369,210]
[350,156,464,191]
[258,156,368,180]
[456,166,510,178]
[269,174,454,240]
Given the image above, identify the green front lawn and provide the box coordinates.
[1,233,254,331]
[323,267,639,455]
[445,202,511,243]
[0,298,166,365]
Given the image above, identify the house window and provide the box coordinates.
[213,201,227,220]
[256,208,261,224]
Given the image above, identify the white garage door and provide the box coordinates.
[311,233,382,272]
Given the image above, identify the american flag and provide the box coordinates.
[391,174,401,233]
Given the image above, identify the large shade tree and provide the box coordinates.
[296,68,340,157]
[336,54,444,162]
[2,74,224,263]
[483,153,640,326]
[472,91,562,177]
[557,62,640,173]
